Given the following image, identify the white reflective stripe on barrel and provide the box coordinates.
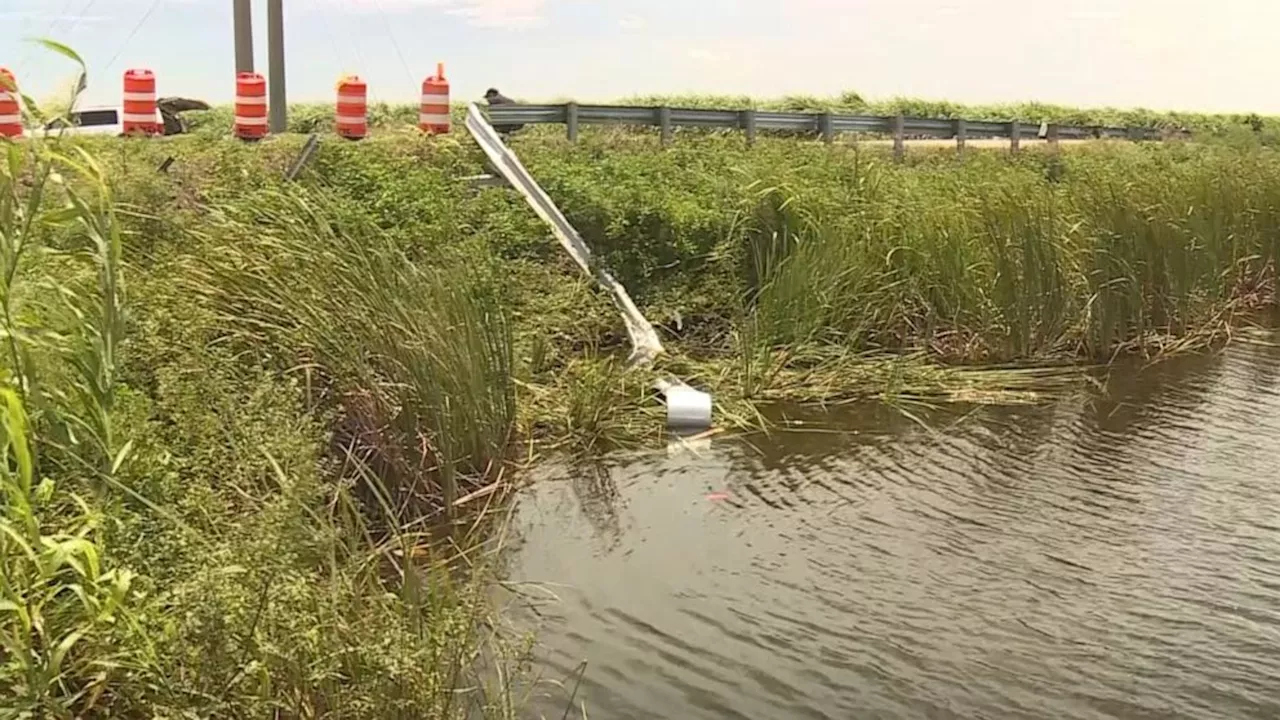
[122,113,157,123]
[0,114,20,125]
[0,92,15,102]
[337,94,366,104]
[235,95,267,105]
[419,113,450,124]
[122,92,156,102]
[234,116,269,126]
[420,94,448,104]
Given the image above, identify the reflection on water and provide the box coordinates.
[508,336,1280,720]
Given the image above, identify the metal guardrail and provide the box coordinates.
[486,103,1173,156]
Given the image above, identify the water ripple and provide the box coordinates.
[510,336,1280,720]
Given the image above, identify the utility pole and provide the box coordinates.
[267,0,287,133]
[233,0,254,73]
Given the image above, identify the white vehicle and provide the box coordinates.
[22,106,124,137]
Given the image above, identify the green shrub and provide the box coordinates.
[2,44,524,717]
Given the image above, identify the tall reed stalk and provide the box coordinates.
[194,188,516,518]
[0,41,152,715]
[720,145,1280,366]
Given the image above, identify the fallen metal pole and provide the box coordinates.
[463,103,713,429]
[465,103,663,368]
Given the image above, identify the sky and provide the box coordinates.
[2,0,1279,114]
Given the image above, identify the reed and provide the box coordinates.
[1,42,526,717]
[189,187,516,517]
[518,137,1280,366]
[22,63,1280,713]
[73,125,1280,446]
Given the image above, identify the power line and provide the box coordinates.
[371,0,416,87]
[321,2,369,73]
[14,0,80,73]
[43,0,80,40]
[322,3,372,100]
[315,2,348,73]
[100,0,165,76]
[61,0,102,42]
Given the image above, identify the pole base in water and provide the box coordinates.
[666,384,713,429]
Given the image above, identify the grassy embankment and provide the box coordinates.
[7,67,1280,715]
[61,117,1280,451]
[1,53,528,716]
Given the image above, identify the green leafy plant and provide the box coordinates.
[0,388,141,718]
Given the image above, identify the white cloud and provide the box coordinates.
[687,47,727,65]
[0,10,109,23]
[446,0,545,29]
[618,14,647,31]
[321,0,547,30]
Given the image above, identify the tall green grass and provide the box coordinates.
[0,71,144,711]
[512,136,1280,367]
[741,154,1279,362]
[74,124,1280,440]
[191,188,516,516]
[2,43,527,717]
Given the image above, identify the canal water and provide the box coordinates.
[507,334,1280,719]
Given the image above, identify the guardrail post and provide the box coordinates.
[566,102,579,142]
[955,118,967,154]
[1047,123,1060,150]
[821,111,834,144]
[285,134,320,181]
[893,113,905,162]
[1010,120,1021,154]
[658,106,672,146]
[741,109,757,146]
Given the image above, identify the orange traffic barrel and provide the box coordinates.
[419,63,450,134]
[234,72,268,140]
[335,75,368,140]
[122,69,159,136]
[0,68,21,139]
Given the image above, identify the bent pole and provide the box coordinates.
[464,103,663,368]
[463,103,713,429]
